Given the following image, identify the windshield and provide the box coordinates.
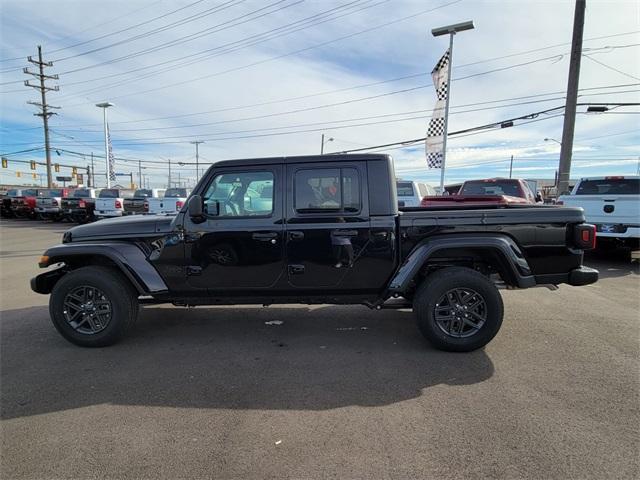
[164,188,188,198]
[460,180,522,196]
[73,189,92,198]
[23,189,38,196]
[396,182,415,197]
[42,189,63,197]
[575,178,639,195]
[7,189,19,196]
[133,189,152,198]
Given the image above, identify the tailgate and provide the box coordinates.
[95,198,116,210]
[562,195,640,224]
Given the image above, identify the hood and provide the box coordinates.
[67,215,176,242]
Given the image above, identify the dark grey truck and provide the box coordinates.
[31,154,598,351]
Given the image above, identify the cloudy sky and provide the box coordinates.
[1,0,638,188]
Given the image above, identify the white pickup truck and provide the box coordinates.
[558,176,639,248]
[145,187,191,215]
[95,188,136,219]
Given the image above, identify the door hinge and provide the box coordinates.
[187,266,203,276]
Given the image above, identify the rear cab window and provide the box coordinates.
[396,182,415,197]
[575,178,640,195]
[164,188,189,198]
[460,180,522,197]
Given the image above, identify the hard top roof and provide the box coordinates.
[212,153,391,168]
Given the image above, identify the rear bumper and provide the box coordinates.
[96,211,123,217]
[568,266,599,286]
[595,225,640,239]
[534,266,599,287]
[36,207,61,214]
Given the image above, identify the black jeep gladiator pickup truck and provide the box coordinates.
[31,154,598,351]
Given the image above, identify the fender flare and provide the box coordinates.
[388,234,535,293]
[36,242,168,295]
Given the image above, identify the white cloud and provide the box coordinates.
[1,0,639,187]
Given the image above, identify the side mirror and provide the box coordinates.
[187,195,203,218]
[535,193,543,203]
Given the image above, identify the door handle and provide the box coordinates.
[252,232,278,242]
[332,229,358,237]
[288,231,304,241]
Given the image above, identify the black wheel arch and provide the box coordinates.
[389,234,535,295]
[31,243,168,295]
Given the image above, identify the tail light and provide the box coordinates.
[176,201,184,210]
[143,201,149,212]
[115,200,122,209]
[575,224,596,250]
[79,200,86,208]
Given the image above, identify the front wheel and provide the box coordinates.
[414,267,504,352]
[49,266,139,347]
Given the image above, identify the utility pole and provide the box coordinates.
[138,160,143,189]
[557,0,586,195]
[177,171,181,188]
[90,152,95,187]
[190,140,204,180]
[509,155,514,179]
[24,45,59,188]
[167,158,172,188]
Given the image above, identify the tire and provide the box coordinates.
[414,267,503,352]
[49,266,139,347]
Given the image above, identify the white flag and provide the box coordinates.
[107,123,116,181]
[426,49,450,169]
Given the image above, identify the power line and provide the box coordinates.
[53,0,389,101]
[61,0,463,104]
[583,54,640,81]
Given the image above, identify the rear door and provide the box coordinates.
[183,165,285,291]
[285,161,371,289]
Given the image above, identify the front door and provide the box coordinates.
[285,162,371,289]
[183,165,285,292]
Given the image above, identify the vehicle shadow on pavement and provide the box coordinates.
[584,252,639,279]
[1,305,494,420]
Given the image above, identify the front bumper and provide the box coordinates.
[30,266,66,294]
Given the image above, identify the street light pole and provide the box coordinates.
[320,133,333,154]
[431,20,474,195]
[95,102,114,188]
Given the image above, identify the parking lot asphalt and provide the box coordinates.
[1,220,639,479]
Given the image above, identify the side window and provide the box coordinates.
[203,171,274,217]
[294,168,360,213]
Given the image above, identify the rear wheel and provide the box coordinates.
[414,267,503,352]
[49,266,139,347]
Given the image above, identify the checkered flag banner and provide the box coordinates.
[425,49,450,169]
[107,123,116,181]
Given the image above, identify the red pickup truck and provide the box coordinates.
[421,178,541,207]
[10,188,45,219]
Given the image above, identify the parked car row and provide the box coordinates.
[0,186,192,223]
